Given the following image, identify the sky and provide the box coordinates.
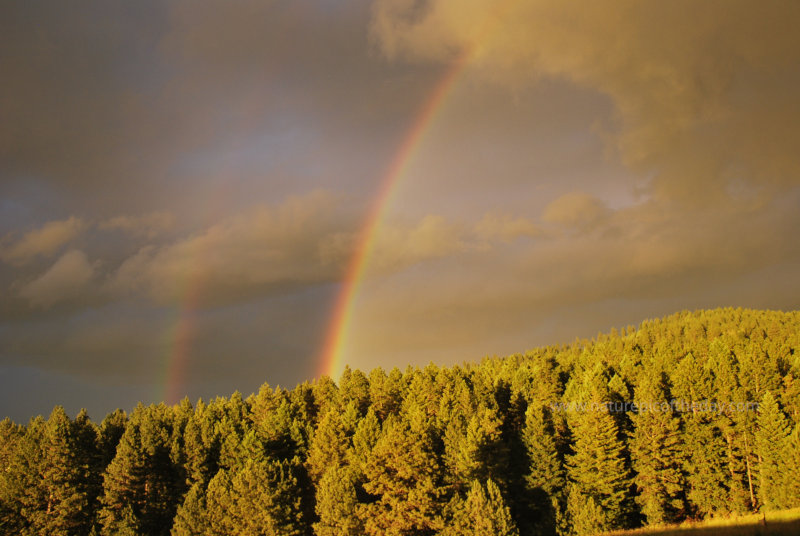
[2,0,800,422]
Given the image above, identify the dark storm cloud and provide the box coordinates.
[0,1,171,191]
[0,0,440,218]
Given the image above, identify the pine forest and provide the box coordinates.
[2,307,800,536]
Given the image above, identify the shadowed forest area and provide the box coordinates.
[1,307,799,535]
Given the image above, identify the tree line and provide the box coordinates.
[1,307,799,535]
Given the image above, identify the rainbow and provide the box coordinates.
[317,0,519,379]
[160,248,214,405]
[161,273,203,405]
[316,50,475,380]
[161,4,514,399]
[160,198,226,405]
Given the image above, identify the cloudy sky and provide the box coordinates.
[2,0,799,422]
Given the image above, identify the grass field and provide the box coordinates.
[604,508,800,536]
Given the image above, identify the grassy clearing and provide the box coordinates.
[604,507,800,536]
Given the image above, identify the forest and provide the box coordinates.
[1,307,799,535]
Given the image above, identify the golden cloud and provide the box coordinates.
[17,250,95,309]
[542,192,611,231]
[370,0,800,204]
[1,217,86,266]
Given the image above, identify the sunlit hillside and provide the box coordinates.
[1,307,799,535]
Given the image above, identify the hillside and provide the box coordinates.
[1,307,799,535]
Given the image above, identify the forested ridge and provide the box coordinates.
[1,307,799,535]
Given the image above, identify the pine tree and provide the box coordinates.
[99,404,185,536]
[443,479,519,536]
[307,409,349,483]
[103,504,140,536]
[682,415,730,516]
[671,352,712,408]
[339,366,371,415]
[358,414,448,536]
[313,376,340,418]
[368,367,403,419]
[566,485,606,536]
[706,342,754,514]
[204,458,308,535]
[97,409,127,470]
[6,407,97,535]
[785,424,800,508]
[755,391,793,509]
[254,398,309,461]
[170,483,209,536]
[313,465,364,536]
[0,418,24,533]
[443,406,504,493]
[566,402,631,533]
[72,409,103,533]
[522,404,564,535]
[630,373,685,525]
[350,408,380,469]
[181,401,217,490]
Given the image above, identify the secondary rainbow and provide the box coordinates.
[161,275,203,405]
[317,50,474,380]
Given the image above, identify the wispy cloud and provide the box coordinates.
[99,212,175,238]
[1,217,86,266]
[17,250,95,309]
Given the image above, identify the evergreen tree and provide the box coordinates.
[0,418,24,533]
[339,366,371,415]
[254,397,310,461]
[671,352,712,408]
[522,404,564,535]
[72,409,103,533]
[566,401,631,533]
[443,406,505,492]
[566,485,606,536]
[313,376,340,418]
[313,465,364,536]
[6,407,97,535]
[103,504,140,536]
[99,404,185,536]
[368,367,403,419]
[307,409,349,483]
[755,391,793,509]
[630,373,685,525]
[350,407,380,469]
[181,401,217,489]
[682,416,730,516]
[358,414,448,536]
[170,483,209,536]
[786,424,800,508]
[98,409,127,469]
[204,458,308,535]
[443,479,518,536]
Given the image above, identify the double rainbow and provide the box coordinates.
[161,3,514,401]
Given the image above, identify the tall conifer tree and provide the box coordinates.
[443,480,518,536]
[358,413,448,536]
[313,465,364,536]
[630,372,685,525]
[522,404,564,535]
[755,391,793,509]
